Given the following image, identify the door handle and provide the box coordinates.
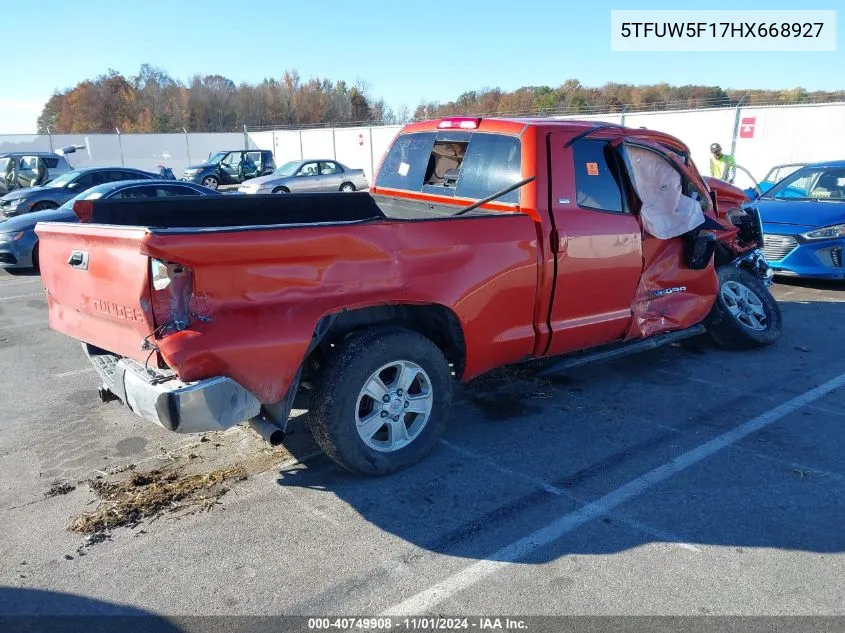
[68,250,89,270]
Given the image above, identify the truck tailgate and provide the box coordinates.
[36,222,154,362]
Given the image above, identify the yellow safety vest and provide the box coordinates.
[709,154,736,180]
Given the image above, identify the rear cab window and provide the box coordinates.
[376,131,522,205]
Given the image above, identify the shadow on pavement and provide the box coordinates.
[274,297,845,567]
[774,276,844,292]
[0,587,332,632]
[0,587,182,631]
[0,268,39,277]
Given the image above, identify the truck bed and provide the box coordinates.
[76,192,386,227]
[74,191,510,229]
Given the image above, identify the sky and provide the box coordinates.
[1,0,842,133]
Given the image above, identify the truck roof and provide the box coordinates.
[0,151,59,157]
[400,117,689,151]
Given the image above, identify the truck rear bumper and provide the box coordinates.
[84,344,261,433]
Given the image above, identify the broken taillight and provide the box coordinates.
[150,258,193,333]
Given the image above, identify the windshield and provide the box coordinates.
[273,161,301,177]
[762,166,845,201]
[44,171,80,188]
[57,184,113,209]
[764,164,806,184]
[0,158,9,172]
[205,152,227,164]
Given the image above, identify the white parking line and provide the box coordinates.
[440,439,701,552]
[383,371,845,616]
[0,292,43,301]
[440,440,565,497]
[656,368,845,418]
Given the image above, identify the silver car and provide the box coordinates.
[0,150,77,196]
[237,159,368,194]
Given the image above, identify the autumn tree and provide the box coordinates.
[36,65,845,133]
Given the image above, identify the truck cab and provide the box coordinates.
[371,117,772,350]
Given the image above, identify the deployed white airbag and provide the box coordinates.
[625,146,704,239]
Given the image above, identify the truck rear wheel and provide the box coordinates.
[705,266,782,349]
[308,327,453,475]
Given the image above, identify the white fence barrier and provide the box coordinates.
[2,102,844,186]
[733,103,845,181]
[623,107,738,176]
[0,132,251,176]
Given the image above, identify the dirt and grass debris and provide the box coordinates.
[44,479,76,498]
[69,444,291,535]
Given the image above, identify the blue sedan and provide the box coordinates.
[0,179,219,270]
[752,161,845,280]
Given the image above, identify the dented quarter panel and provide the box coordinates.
[141,214,541,403]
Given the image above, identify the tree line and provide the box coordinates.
[414,81,844,119]
[37,65,843,134]
[37,65,404,134]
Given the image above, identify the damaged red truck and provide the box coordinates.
[36,117,782,474]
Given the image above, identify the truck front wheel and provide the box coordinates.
[308,327,453,475]
[705,266,782,349]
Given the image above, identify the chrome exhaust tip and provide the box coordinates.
[248,416,285,446]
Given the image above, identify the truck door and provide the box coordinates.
[612,138,719,339]
[319,161,344,191]
[219,152,242,184]
[545,134,643,355]
[293,161,322,191]
[17,156,44,188]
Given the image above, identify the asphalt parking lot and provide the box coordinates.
[0,269,843,619]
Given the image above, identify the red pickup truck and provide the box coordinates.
[37,117,781,475]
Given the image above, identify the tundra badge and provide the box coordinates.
[651,286,687,298]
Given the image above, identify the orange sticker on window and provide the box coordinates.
[586,162,599,176]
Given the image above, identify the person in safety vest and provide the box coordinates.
[709,143,736,183]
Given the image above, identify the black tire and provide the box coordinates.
[340,182,355,192]
[272,186,289,194]
[201,176,219,190]
[31,242,39,272]
[309,327,453,475]
[705,266,782,349]
[31,202,56,212]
